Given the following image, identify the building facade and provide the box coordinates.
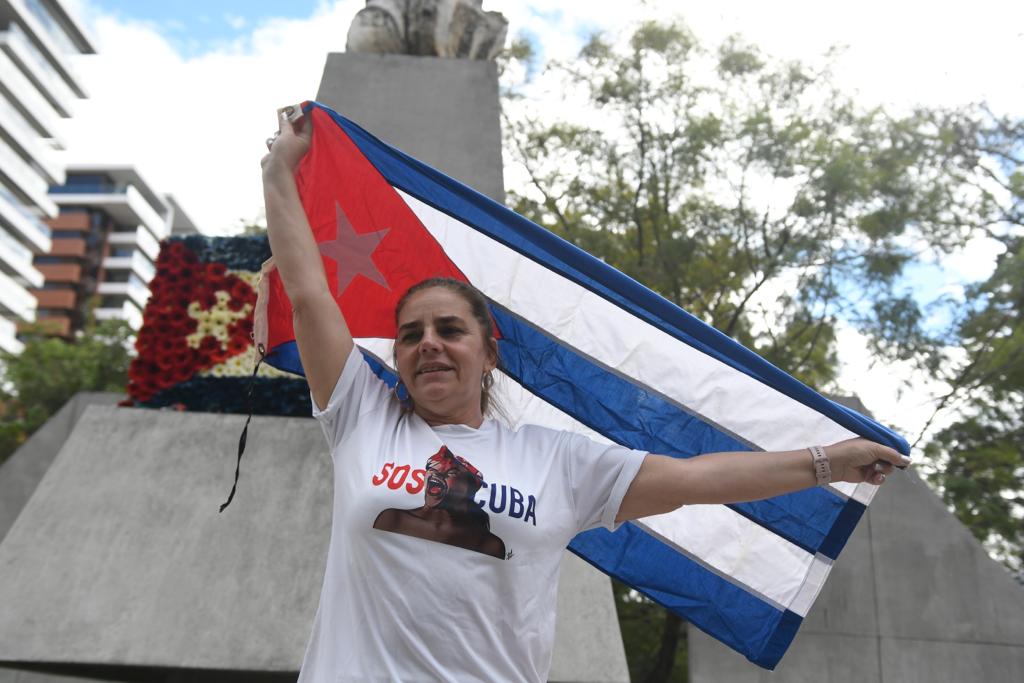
[36,164,197,336]
[0,0,94,353]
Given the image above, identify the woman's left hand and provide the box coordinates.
[825,438,910,485]
[262,105,311,177]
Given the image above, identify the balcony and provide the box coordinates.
[0,22,75,117]
[0,226,44,287]
[95,301,142,330]
[0,86,63,184]
[50,237,85,257]
[50,184,167,241]
[31,288,75,309]
[0,45,62,139]
[0,183,52,252]
[0,138,58,218]
[0,267,37,321]
[98,279,149,309]
[107,224,160,260]
[36,262,81,282]
[20,313,71,337]
[50,181,126,195]
[0,315,24,354]
[9,0,89,97]
[103,251,155,284]
[47,211,91,231]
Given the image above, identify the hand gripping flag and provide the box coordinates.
[260,101,909,669]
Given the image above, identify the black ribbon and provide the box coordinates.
[219,343,265,513]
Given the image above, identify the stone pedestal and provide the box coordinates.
[0,405,630,682]
[688,470,1024,682]
[316,52,505,203]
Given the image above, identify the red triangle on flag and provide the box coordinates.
[266,107,470,351]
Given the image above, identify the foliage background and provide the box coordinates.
[499,20,1022,682]
[0,317,133,467]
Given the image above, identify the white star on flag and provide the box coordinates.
[317,202,390,294]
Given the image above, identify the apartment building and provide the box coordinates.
[36,165,198,335]
[0,0,94,353]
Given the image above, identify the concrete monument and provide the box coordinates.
[0,403,629,683]
[688,401,1024,681]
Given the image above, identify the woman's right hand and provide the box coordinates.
[262,105,311,177]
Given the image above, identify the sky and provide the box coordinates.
[55,0,1024,445]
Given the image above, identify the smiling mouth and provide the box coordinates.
[416,365,453,376]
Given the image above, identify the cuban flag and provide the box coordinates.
[261,101,909,669]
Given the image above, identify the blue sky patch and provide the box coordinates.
[88,0,321,57]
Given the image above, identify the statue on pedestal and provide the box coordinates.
[346,0,508,60]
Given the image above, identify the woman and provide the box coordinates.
[263,108,909,682]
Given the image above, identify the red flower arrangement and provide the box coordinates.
[127,241,257,402]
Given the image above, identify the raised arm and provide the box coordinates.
[616,437,910,523]
[262,108,353,409]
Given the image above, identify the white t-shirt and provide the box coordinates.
[298,346,646,683]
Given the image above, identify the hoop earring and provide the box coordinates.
[395,378,411,406]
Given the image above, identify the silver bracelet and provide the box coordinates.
[809,445,831,486]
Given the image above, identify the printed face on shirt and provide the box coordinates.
[424,448,483,510]
[372,447,507,560]
[394,287,497,424]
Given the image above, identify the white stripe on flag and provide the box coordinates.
[398,191,860,454]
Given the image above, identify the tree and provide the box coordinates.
[924,235,1024,575]
[0,318,133,466]
[501,20,1023,680]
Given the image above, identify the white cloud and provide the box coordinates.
[834,322,965,455]
[224,13,247,30]
[60,0,364,233]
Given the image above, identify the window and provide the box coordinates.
[91,211,111,231]
[51,174,125,195]
[98,296,124,309]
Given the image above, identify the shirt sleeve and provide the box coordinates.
[311,345,395,450]
[559,430,647,534]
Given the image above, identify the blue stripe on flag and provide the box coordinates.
[570,523,801,670]
[818,494,867,559]
[265,341,303,377]
[491,303,858,558]
[309,102,909,457]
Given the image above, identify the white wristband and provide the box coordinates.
[809,445,831,486]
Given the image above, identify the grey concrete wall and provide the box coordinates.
[316,52,505,203]
[0,405,629,681]
[688,469,1024,682]
[0,392,122,544]
[551,553,631,682]
[0,407,330,673]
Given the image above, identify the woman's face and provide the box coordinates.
[395,287,496,426]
